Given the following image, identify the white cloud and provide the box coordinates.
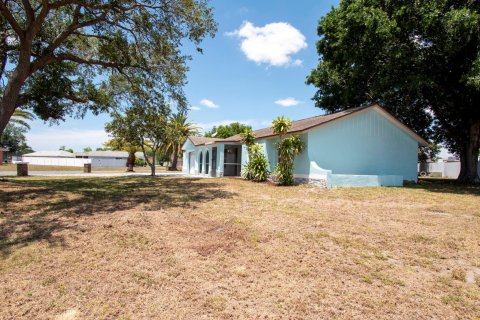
[275,97,302,107]
[200,99,220,109]
[292,59,303,66]
[25,129,109,152]
[190,106,201,111]
[227,21,307,67]
[196,119,256,132]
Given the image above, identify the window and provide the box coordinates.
[199,151,203,173]
[205,151,210,175]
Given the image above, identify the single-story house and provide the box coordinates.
[22,150,84,167]
[182,104,428,187]
[75,151,145,168]
[21,150,145,168]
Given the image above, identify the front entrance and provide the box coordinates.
[224,145,242,176]
[189,152,195,174]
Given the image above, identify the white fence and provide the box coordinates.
[22,156,91,167]
[418,161,480,179]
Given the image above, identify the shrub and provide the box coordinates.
[135,158,146,166]
[274,135,304,186]
[241,144,270,182]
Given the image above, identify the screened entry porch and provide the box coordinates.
[223,145,242,176]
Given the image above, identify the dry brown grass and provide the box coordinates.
[0,164,175,173]
[0,176,479,319]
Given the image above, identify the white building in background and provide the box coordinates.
[75,151,145,168]
[418,158,480,179]
[22,151,89,167]
[21,150,145,168]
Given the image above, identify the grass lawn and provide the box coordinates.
[0,177,479,319]
[0,164,175,173]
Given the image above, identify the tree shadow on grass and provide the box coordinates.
[404,178,480,196]
[0,176,236,257]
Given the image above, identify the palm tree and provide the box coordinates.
[163,112,199,171]
[9,110,35,129]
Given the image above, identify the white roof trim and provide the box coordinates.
[369,105,429,146]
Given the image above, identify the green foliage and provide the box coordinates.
[271,116,292,138]
[418,144,442,163]
[241,144,270,182]
[59,146,74,153]
[205,122,252,139]
[307,0,480,182]
[160,112,199,170]
[0,124,34,155]
[270,116,303,185]
[105,99,169,176]
[240,128,256,149]
[134,158,146,167]
[83,147,92,152]
[9,109,35,130]
[274,135,304,186]
[0,0,217,133]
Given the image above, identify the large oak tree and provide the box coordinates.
[0,0,216,133]
[307,0,480,183]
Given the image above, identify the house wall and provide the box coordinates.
[90,157,127,168]
[182,140,226,176]
[22,156,91,167]
[256,138,278,172]
[301,108,419,182]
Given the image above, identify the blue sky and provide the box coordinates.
[23,0,451,157]
[25,0,338,151]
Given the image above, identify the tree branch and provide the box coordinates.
[0,2,24,38]
[46,10,106,54]
[22,0,35,25]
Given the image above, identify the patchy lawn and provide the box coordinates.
[0,164,174,173]
[0,176,479,319]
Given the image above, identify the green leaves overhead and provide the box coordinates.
[0,0,217,133]
[308,0,480,182]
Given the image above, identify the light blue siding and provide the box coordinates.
[183,107,420,186]
[256,138,278,172]
[327,174,403,187]
[304,109,419,182]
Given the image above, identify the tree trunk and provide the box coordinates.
[169,144,179,171]
[151,153,156,176]
[457,122,480,183]
[126,151,135,172]
[0,42,32,134]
